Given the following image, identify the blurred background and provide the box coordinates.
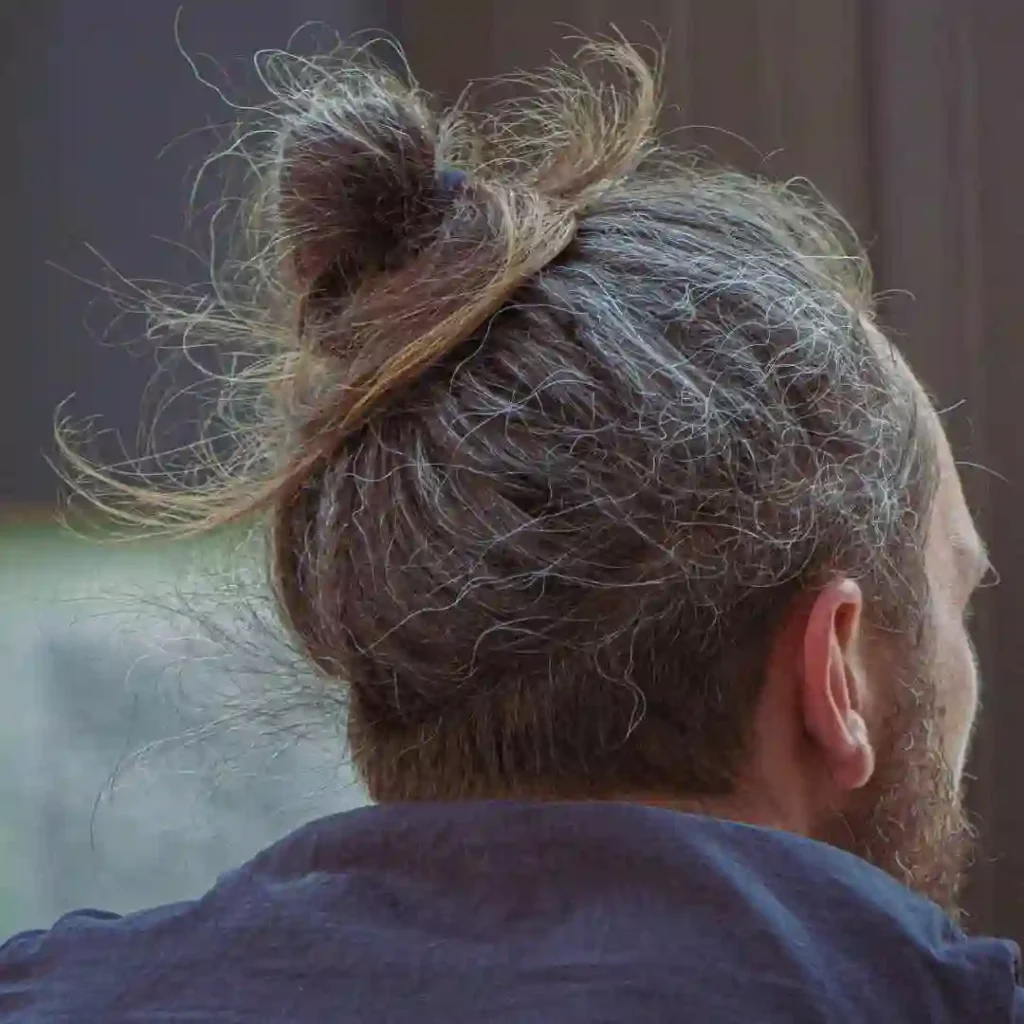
[4,0,1024,942]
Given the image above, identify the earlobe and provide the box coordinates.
[801,579,876,793]
[835,707,875,790]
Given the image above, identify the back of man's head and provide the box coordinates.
[63,41,988,919]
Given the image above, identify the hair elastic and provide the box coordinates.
[437,166,469,194]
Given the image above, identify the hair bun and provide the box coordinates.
[275,69,444,304]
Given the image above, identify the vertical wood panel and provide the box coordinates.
[753,0,872,233]
[394,0,496,100]
[966,0,1024,943]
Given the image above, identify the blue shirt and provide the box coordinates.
[1,801,1021,1021]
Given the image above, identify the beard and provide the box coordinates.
[817,668,976,922]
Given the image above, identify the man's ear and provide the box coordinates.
[800,578,875,792]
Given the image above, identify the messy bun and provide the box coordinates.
[60,40,934,803]
[275,71,443,299]
[273,75,577,454]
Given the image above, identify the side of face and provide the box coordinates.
[921,422,987,781]
[748,349,988,914]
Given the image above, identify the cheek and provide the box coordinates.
[935,624,980,780]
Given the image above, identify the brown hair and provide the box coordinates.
[61,41,936,801]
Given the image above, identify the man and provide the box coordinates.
[2,41,1019,1021]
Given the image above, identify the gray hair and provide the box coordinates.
[61,41,937,801]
